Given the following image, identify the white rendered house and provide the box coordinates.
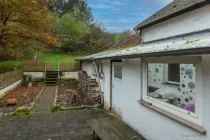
[79,0,210,139]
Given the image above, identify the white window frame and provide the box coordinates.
[113,63,122,81]
[142,56,203,126]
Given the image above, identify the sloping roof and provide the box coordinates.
[78,30,210,61]
[112,34,141,49]
[134,0,207,30]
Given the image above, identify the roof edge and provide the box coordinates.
[79,46,210,61]
[134,0,209,31]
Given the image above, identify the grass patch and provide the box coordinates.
[0,53,82,72]
[40,53,80,68]
[0,60,23,73]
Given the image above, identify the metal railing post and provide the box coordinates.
[58,61,60,79]
[44,61,47,85]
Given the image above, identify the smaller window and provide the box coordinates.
[168,64,180,83]
[114,66,122,79]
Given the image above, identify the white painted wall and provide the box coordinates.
[82,61,95,79]
[61,72,79,80]
[0,80,22,98]
[24,72,79,80]
[142,5,210,42]
[101,60,111,110]
[110,57,210,140]
[24,72,44,80]
[81,56,210,139]
[82,60,111,110]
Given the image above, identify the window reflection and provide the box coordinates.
[147,63,195,113]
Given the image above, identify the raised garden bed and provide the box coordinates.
[0,82,43,115]
[55,80,97,110]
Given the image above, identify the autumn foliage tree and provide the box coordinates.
[0,0,60,59]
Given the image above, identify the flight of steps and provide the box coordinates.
[45,71,59,86]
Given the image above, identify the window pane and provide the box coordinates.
[168,64,180,82]
[114,66,122,79]
[147,63,195,113]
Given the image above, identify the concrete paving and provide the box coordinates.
[0,86,107,140]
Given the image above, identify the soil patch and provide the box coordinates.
[57,83,95,108]
[0,83,42,113]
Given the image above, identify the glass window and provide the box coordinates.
[168,64,180,83]
[147,63,195,113]
[114,66,122,79]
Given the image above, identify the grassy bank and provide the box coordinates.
[0,53,81,73]
[0,60,24,73]
[40,53,80,66]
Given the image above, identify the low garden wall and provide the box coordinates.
[60,72,79,80]
[23,72,44,80]
[0,70,23,90]
[23,72,79,80]
[0,80,22,98]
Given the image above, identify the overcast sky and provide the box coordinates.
[87,0,173,32]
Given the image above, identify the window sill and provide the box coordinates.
[138,100,206,134]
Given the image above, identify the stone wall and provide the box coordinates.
[78,71,101,105]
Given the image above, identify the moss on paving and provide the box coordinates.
[30,87,56,114]
[52,104,61,112]
[13,106,29,116]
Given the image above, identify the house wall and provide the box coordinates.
[113,57,210,140]
[82,61,94,79]
[141,5,210,42]
[82,60,111,110]
[101,60,111,110]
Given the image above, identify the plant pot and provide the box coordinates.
[28,82,32,87]
[7,97,17,106]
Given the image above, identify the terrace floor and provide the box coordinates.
[0,86,107,140]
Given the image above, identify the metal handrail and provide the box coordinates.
[58,61,60,79]
[44,61,47,85]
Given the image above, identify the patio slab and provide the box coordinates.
[0,86,107,140]
[0,109,107,140]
